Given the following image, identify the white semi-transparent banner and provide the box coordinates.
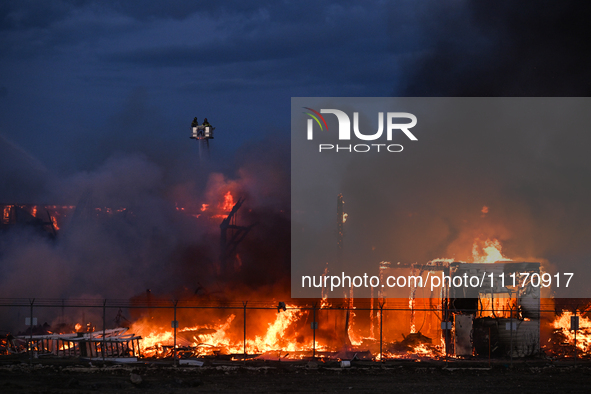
[291,97,591,299]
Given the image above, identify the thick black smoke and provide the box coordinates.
[392,1,591,96]
[360,1,591,297]
[0,106,290,305]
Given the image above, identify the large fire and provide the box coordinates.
[552,311,591,353]
[4,191,588,363]
[45,226,588,361]
[472,238,509,264]
[129,304,330,360]
[220,191,235,212]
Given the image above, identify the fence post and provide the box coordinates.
[243,301,248,362]
[173,300,178,365]
[29,298,35,364]
[103,299,106,362]
[574,308,578,366]
[510,306,513,368]
[313,303,317,359]
[379,302,384,361]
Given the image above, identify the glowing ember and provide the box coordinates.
[50,215,59,231]
[2,205,11,224]
[321,264,329,299]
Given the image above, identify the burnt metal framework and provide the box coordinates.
[385,261,543,358]
[447,262,541,358]
[23,328,141,359]
[0,204,56,238]
[219,197,256,270]
[336,193,344,263]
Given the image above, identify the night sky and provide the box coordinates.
[2,1,590,176]
[1,1,591,302]
[1,0,399,176]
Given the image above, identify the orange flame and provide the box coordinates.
[481,205,489,217]
[2,205,12,224]
[50,215,60,231]
[127,304,335,359]
[553,311,591,353]
[478,294,517,318]
[472,238,509,264]
[220,191,234,211]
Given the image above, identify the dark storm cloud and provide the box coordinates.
[0,1,396,172]
[105,1,390,96]
[0,134,51,202]
[0,1,74,31]
[392,0,591,96]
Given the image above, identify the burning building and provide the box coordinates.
[0,204,60,238]
[0,144,586,365]
[0,190,582,364]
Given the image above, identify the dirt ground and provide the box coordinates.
[2,358,591,393]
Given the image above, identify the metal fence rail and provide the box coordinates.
[0,297,586,364]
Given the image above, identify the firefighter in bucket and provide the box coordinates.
[190,116,214,140]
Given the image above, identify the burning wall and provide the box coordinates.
[448,262,541,357]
